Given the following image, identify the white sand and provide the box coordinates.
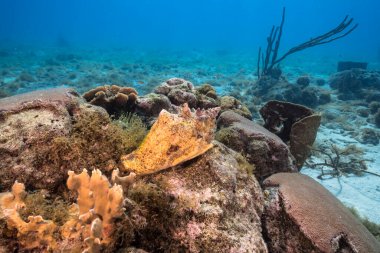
[302,124,380,223]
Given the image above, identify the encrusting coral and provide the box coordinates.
[0,169,133,252]
[121,103,220,175]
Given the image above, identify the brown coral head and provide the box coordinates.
[119,87,138,96]
[82,85,138,115]
[110,85,121,94]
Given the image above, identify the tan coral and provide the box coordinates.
[5,211,58,250]
[67,169,93,215]
[83,218,102,253]
[121,103,220,175]
[0,182,58,250]
[0,168,131,252]
[0,181,26,212]
[67,169,125,242]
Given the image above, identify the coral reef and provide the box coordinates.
[216,111,297,181]
[262,173,380,253]
[83,85,138,115]
[121,104,220,175]
[0,88,147,191]
[248,75,329,108]
[152,78,223,112]
[329,69,380,100]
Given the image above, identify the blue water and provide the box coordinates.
[0,0,379,60]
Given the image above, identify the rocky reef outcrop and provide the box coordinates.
[136,78,252,123]
[329,69,380,101]
[248,75,331,108]
[0,88,83,190]
[126,142,268,252]
[0,88,145,191]
[262,173,380,252]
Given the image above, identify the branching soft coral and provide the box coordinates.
[306,143,379,179]
[0,169,135,252]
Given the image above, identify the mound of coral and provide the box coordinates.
[83,84,138,115]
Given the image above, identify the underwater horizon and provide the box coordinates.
[1,0,380,252]
[1,0,379,56]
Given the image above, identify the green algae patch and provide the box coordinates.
[34,110,148,180]
[18,191,70,226]
[234,152,255,176]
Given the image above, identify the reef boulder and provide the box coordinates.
[0,88,78,190]
[329,69,380,100]
[135,93,176,119]
[0,88,108,191]
[215,111,297,181]
[262,173,380,253]
[220,95,252,120]
[127,142,268,252]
